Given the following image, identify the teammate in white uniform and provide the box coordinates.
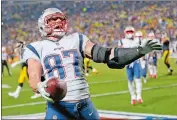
[135,31,148,83]
[118,27,143,105]
[146,32,160,78]
[22,8,162,119]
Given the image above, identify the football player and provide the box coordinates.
[135,31,147,83]
[118,27,143,105]
[2,46,12,77]
[84,58,98,76]
[146,32,160,78]
[22,8,162,119]
[161,32,173,75]
[8,41,41,99]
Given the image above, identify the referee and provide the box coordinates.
[2,47,12,77]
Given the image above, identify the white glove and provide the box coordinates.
[37,81,54,103]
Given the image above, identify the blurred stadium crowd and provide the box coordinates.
[2,1,177,61]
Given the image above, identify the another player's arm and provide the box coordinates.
[85,40,162,69]
[27,59,42,93]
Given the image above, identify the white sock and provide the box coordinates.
[148,65,153,76]
[128,81,136,100]
[168,67,172,72]
[143,77,147,83]
[153,65,157,76]
[14,86,22,95]
[135,78,142,100]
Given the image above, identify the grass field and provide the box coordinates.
[2,59,177,116]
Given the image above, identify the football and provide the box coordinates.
[45,77,67,102]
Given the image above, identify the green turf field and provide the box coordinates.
[2,59,177,116]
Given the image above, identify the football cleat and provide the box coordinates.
[131,99,136,105]
[8,92,19,99]
[153,75,157,79]
[137,99,143,104]
[168,69,173,75]
[149,74,153,78]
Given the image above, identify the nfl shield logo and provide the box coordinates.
[53,115,57,119]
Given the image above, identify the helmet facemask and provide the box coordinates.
[38,8,68,41]
[44,13,68,37]
[124,26,135,39]
[125,30,135,39]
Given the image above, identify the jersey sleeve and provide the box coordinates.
[78,33,89,55]
[117,40,123,47]
[22,42,41,63]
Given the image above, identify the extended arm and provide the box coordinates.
[27,58,53,102]
[22,43,53,102]
[85,40,162,69]
[27,58,42,92]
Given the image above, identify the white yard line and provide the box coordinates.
[2,84,11,88]
[92,83,177,97]
[89,79,125,85]
[4,79,125,93]
[2,83,177,109]
[2,101,46,109]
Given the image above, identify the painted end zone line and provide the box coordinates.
[2,83,177,109]
[2,110,177,119]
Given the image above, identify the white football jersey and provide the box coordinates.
[2,52,8,60]
[23,32,90,101]
[118,38,141,67]
[120,38,141,48]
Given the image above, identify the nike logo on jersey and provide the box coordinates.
[52,115,57,119]
[89,111,93,116]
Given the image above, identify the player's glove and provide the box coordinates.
[37,81,54,103]
[138,40,162,55]
[107,40,162,69]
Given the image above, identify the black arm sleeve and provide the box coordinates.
[91,45,111,63]
[107,47,144,69]
[91,45,144,69]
